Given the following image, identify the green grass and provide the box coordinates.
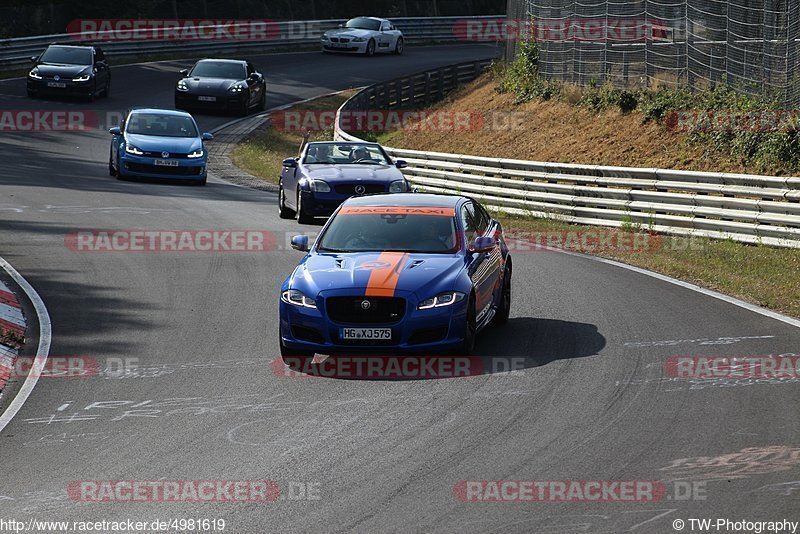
[492,212,800,319]
[230,91,353,185]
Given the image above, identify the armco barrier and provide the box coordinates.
[334,62,800,249]
[0,17,503,71]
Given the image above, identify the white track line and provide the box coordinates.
[0,256,52,433]
[551,246,800,330]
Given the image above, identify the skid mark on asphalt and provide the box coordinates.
[623,335,776,347]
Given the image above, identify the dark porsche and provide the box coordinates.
[174,59,266,116]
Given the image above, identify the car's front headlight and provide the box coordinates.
[187,148,204,159]
[418,292,465,310]
[125,144,144,155]
[176,81,189,92]
[352,37,367,42]
[321,34,329,40]
[72,74,91,82]
[389,179,409,193]
[309,180,331,193]
[228,82,246,93]
[28,69,42,80]
[281,289,317,308]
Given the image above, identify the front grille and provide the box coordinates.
[326,297,406,324]
[291,325,324,344]
[334,184,387,195]
[126,163,202,176]
[408,327,448,345]
[330,37,340,42]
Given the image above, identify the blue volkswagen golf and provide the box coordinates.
[108,108,213,185]
[279,193,512,367]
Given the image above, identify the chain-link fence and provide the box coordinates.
[507,0,800,107]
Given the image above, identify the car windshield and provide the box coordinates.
[39,46,92,65]
[125,113,198,138]
[189,61,246,79]
[345,17,382,31]
[318,207,459,253]
[302,143,390,165]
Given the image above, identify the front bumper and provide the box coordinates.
[119,152,207,181]
[321,41,369,53]
[280,289,469,355]
[27,77,93,97]
[175,91,247,111]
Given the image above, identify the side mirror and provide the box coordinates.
[282,158,298,168]
[469,236,496,254]
[291,235,309,252]
[30,56,38,62]
[395,159,408,169]
[108,127,121,135]
[202,132,214,141]
[180,69,189,76]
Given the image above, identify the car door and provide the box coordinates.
[461,201,498,322]
[247,62,264,103]
[110,111,128,168]
[378,21,393,51]
[281,152,302,210]
[387,21,401,47]
[94,47,110,91]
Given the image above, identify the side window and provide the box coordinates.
[95,47,105,61]
[474,204,490,235]
[246,63,255,77]
[381,22,390,31]
[461,203,478,243]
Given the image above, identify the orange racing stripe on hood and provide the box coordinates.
[365,252,410,297]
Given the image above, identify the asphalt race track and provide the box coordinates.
[1,44,799,533]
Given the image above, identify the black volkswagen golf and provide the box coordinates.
[174,59,266,116]
[27,44,111,101]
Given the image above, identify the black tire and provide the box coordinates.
[193,176,207,186]
[296,190,314,224]
[393,37,404,55]
[26,89,36,99]
[87,83,95,103]
[459,295,477,355]
[492,264,511,325]
[278,180,295,218]
[280,339,313,371]
[257,89,266,111]
[365,39,376,57]
[108,147,117,176]
[103,78,111,98]
[238,99,250,117]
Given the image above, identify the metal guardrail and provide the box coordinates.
[0,16,502,71]
[334,61,800,249]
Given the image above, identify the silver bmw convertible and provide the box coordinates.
[321,17,404,56]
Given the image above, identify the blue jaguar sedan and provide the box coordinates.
[108,108,213,185]
[279,193,512,367]
[278,141,410,223]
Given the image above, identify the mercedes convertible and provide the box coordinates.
[278,141,411,224]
